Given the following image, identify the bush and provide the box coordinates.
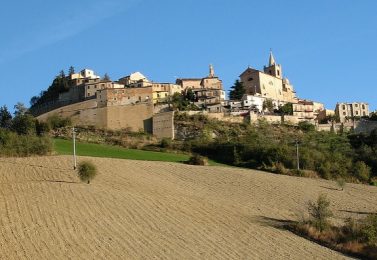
[77,161,97,184]
[361,214,377,245]
[0,128,52,156]
[273,162,288,175]
[47,114,71,130]
[188,154,208,166]
[336,178,346,191]
[353,161,371,182]
[308,194,333,232]
[160,138,172,148]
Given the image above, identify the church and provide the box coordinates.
[239,51,297,103]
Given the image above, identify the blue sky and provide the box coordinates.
[0,0,376,112]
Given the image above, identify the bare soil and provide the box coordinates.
[0,156,376,259]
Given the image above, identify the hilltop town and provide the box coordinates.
[29,51,376,139]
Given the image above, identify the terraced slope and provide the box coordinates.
[0,156,376,259]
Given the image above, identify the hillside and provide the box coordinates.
[0,156,376,259]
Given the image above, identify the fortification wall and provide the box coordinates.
[37,100,153,132]
[153,111,175,139]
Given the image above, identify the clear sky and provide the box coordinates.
[1,0,376,112]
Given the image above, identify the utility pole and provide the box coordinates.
[295,139,300,171]
[73,127,77,170]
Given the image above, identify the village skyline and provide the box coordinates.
[1,0,376,112]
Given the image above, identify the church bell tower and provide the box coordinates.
[263,51,283,79]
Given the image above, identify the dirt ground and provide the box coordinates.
[0,156,376,259]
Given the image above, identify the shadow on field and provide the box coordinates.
[338,209,373,215]
[255,216,296,230]
[319,185,339,191]
[43,180,78,184]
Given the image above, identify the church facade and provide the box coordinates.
[239,52,297,103]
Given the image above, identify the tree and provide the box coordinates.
[229,80,245,100]
[59,70,66,78]
[279,103,293,115]
[68,66,75,75]
[11,114,36,135]
[308,194,333,232]
[0,105,12,128]
[262,99,274,112]
[185,88,196,102]
[103,73,111,81]
[30,96,40,107]
[78,161,97,184]
[14,102,27,117]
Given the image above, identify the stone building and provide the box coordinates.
[176,65,226,107]
[152,83,182,104]
[239,52,297,103]
[335,102,369,122]
[292,100,315,122]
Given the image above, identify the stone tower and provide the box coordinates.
[263,51,283,79]
[209,64,215,78]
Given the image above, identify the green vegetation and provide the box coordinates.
[188,154,208,166]
[170,92,200,111]
[291,195,377,259]
[77,161,97,184]
[0,104,52,157]
[308,194,333,232]
[229,79,245,100]
[54,138,190,162]
[175,113,377,183]
[29,68,73,109]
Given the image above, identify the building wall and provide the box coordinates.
[336,102,369,122]
[105,103,153,132]
[177,79,202,90]
[37,100,153,132]
[201,77,223,90]
[240,68,296,103]
[292,101,315,121]
[97,87,153,108]
[153,111,175,139]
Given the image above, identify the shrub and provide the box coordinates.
[188,154,208,166]
[298,121,315,132]
[336,178,346,191]
[353,161,371,182]
[0,129,52,156]
[77,161,97,184]
[308,194,333,232]
[160,138,172,148]
[273,162,288,175]
[361,214,377,245]
[47,114,71,130]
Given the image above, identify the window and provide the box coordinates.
[277,70,280,76]
[248,77,253,81]
[342,105,346,110]
[362,104,365,109]
[356,111,359,115]
[343,112,346,115]
[355,104,359,107]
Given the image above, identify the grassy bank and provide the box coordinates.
[54,138,190,162]
[53,138,226,166]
